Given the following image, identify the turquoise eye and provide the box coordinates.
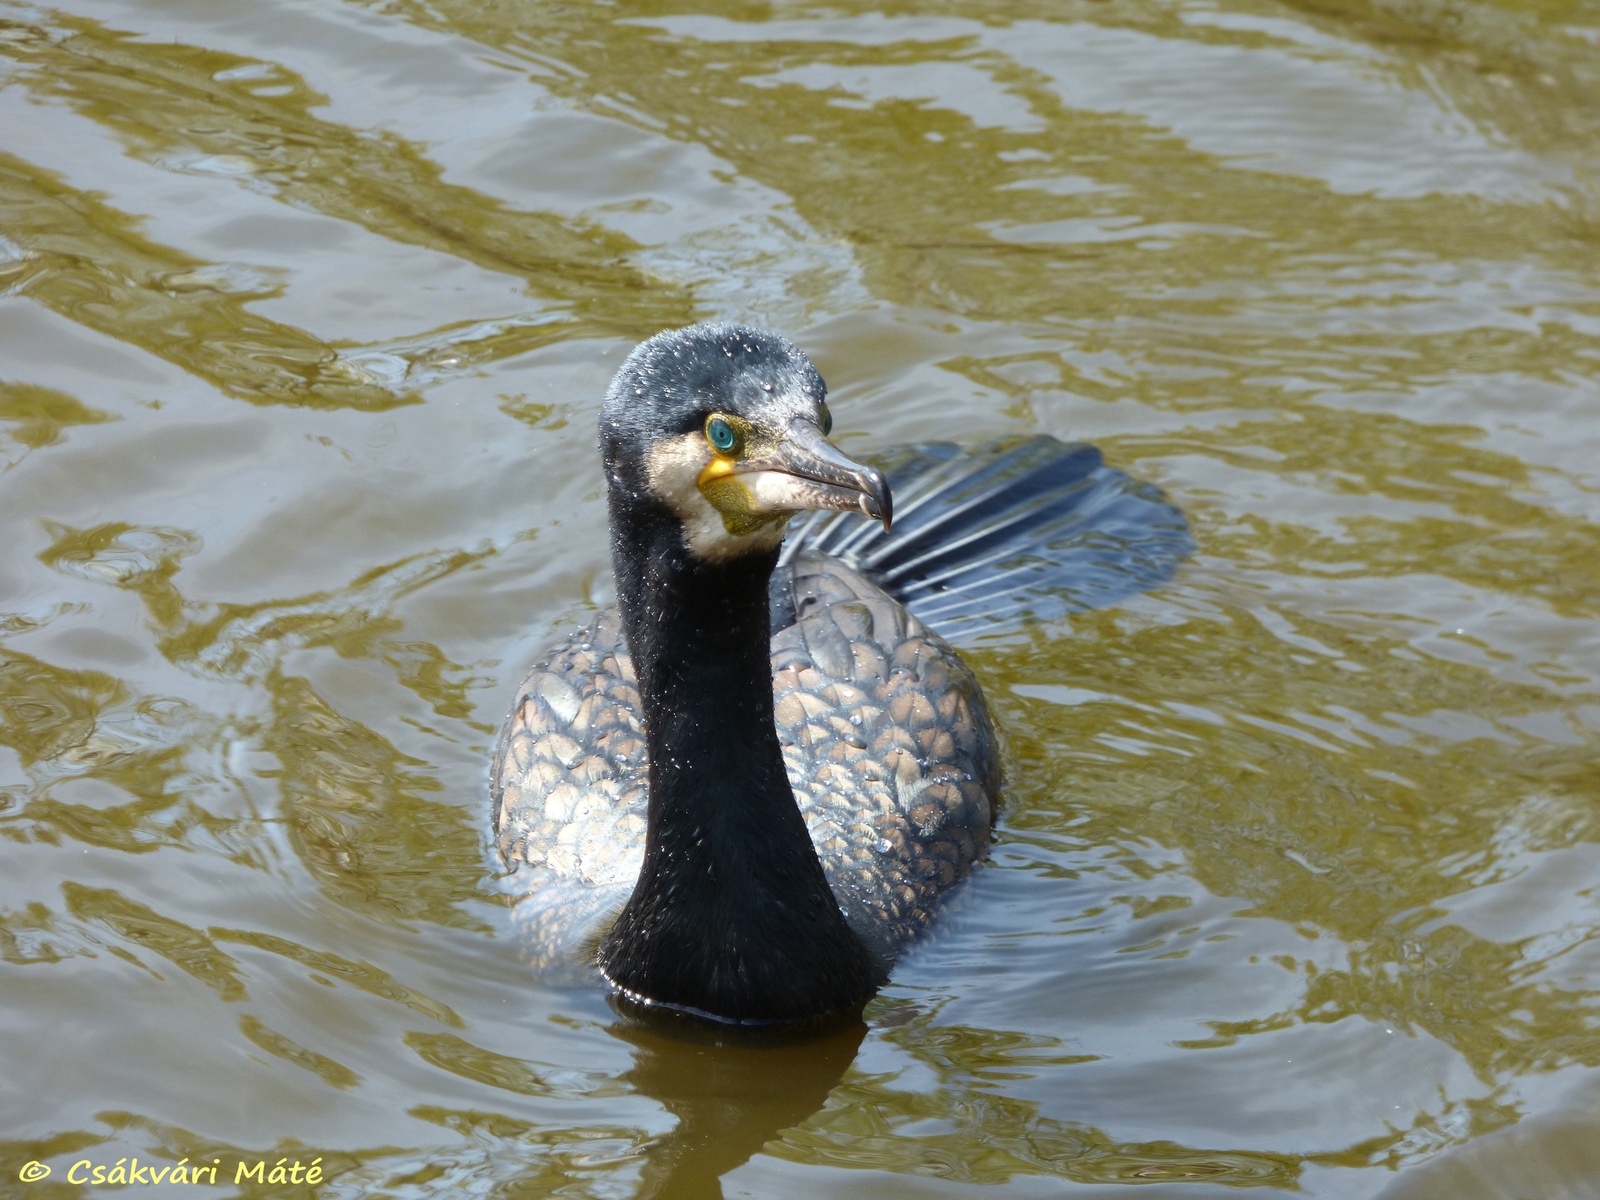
[706,416,738,453]
[820,403,833,437]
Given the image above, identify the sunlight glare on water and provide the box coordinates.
[2,0,1600,1196]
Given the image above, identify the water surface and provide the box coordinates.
[3,0,1600,1196]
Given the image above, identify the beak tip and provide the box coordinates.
[868,467,892,533]
[769,426,894,533]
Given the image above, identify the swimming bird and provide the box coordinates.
[493,323,1190,1025]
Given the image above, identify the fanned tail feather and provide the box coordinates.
[778,436,1192,642]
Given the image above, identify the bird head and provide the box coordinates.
[600,323,891,561]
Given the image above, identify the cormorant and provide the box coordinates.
[493,323,1190,1025]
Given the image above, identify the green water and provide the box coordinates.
[3,0,1599,1196]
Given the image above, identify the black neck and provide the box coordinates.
[597,497,880,1022]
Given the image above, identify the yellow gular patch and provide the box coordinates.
[643,433,791,561]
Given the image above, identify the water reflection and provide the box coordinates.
[0,11,691,408]
[0,379,116,464]
[1376,1076,1600,1200]
[616,1019,867,1200]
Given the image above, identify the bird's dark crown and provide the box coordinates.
[600,323,827,474]
[596,323,886,565]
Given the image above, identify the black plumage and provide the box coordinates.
[492,323,1190,1024]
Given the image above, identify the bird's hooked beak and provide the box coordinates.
[698,422,892,537]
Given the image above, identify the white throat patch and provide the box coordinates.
[643,433,790,562]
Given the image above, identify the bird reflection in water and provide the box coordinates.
[608,1007,867,1200]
